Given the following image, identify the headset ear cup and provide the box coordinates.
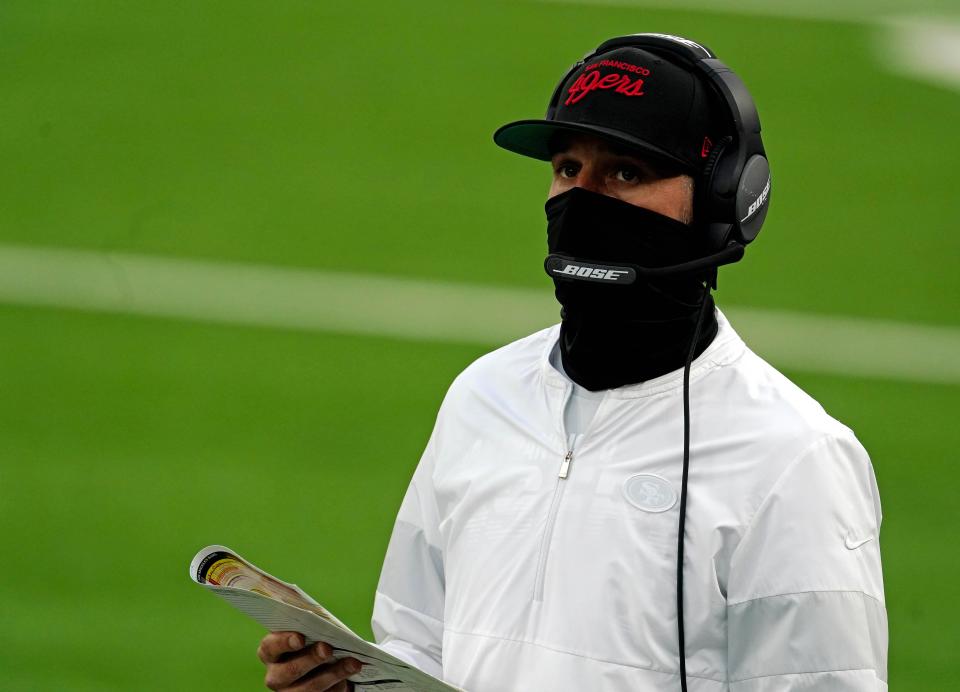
[695,136,733,250]
[733,155,771,244]
[700,135,731,187]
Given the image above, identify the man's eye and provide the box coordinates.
[616,167,641,182]
[555,163,579,178]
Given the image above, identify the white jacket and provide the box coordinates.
[372,311,887,691]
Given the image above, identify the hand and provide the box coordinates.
[257,631,363,691]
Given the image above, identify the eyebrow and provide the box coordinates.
[550,147,658,171]
[547,133,687,178]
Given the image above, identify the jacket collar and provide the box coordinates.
[540,308,746,399]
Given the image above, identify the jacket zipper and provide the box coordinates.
[533,377,578,603]
[533,449,573,602]
[533,378,607,602]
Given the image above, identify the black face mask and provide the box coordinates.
[544,186,719,391]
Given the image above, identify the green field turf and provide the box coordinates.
[1,1,958,689]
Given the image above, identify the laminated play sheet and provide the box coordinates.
[189,545,460,692]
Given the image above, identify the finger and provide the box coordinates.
[287,657,363,692]
[288,658,361,692]
[258,632,309,664]
[264,642,335,690]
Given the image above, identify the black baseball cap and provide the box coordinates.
[494,45,721,174]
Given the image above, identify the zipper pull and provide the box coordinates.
[558,451,573,479]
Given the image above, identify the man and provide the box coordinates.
[258,34,887,691]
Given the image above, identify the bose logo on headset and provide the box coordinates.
[741,175,771,223]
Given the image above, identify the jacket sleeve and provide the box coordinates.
[370,427,445,679]
[726,434,888,691]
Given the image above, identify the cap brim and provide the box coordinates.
[493,119,694,173]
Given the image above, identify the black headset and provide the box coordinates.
[545,33,771,256]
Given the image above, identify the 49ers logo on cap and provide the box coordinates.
[565,60,651,106]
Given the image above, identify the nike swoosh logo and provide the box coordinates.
[844,535,874,550]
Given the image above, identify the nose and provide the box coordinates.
[571,166,603,194]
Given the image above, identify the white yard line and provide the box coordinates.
[0,243,957,385]
[878,15,960,90]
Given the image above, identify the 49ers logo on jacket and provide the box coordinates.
[565,59,651,105]
[623,474,677,513]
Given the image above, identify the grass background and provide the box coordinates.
[1,0,957,689]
